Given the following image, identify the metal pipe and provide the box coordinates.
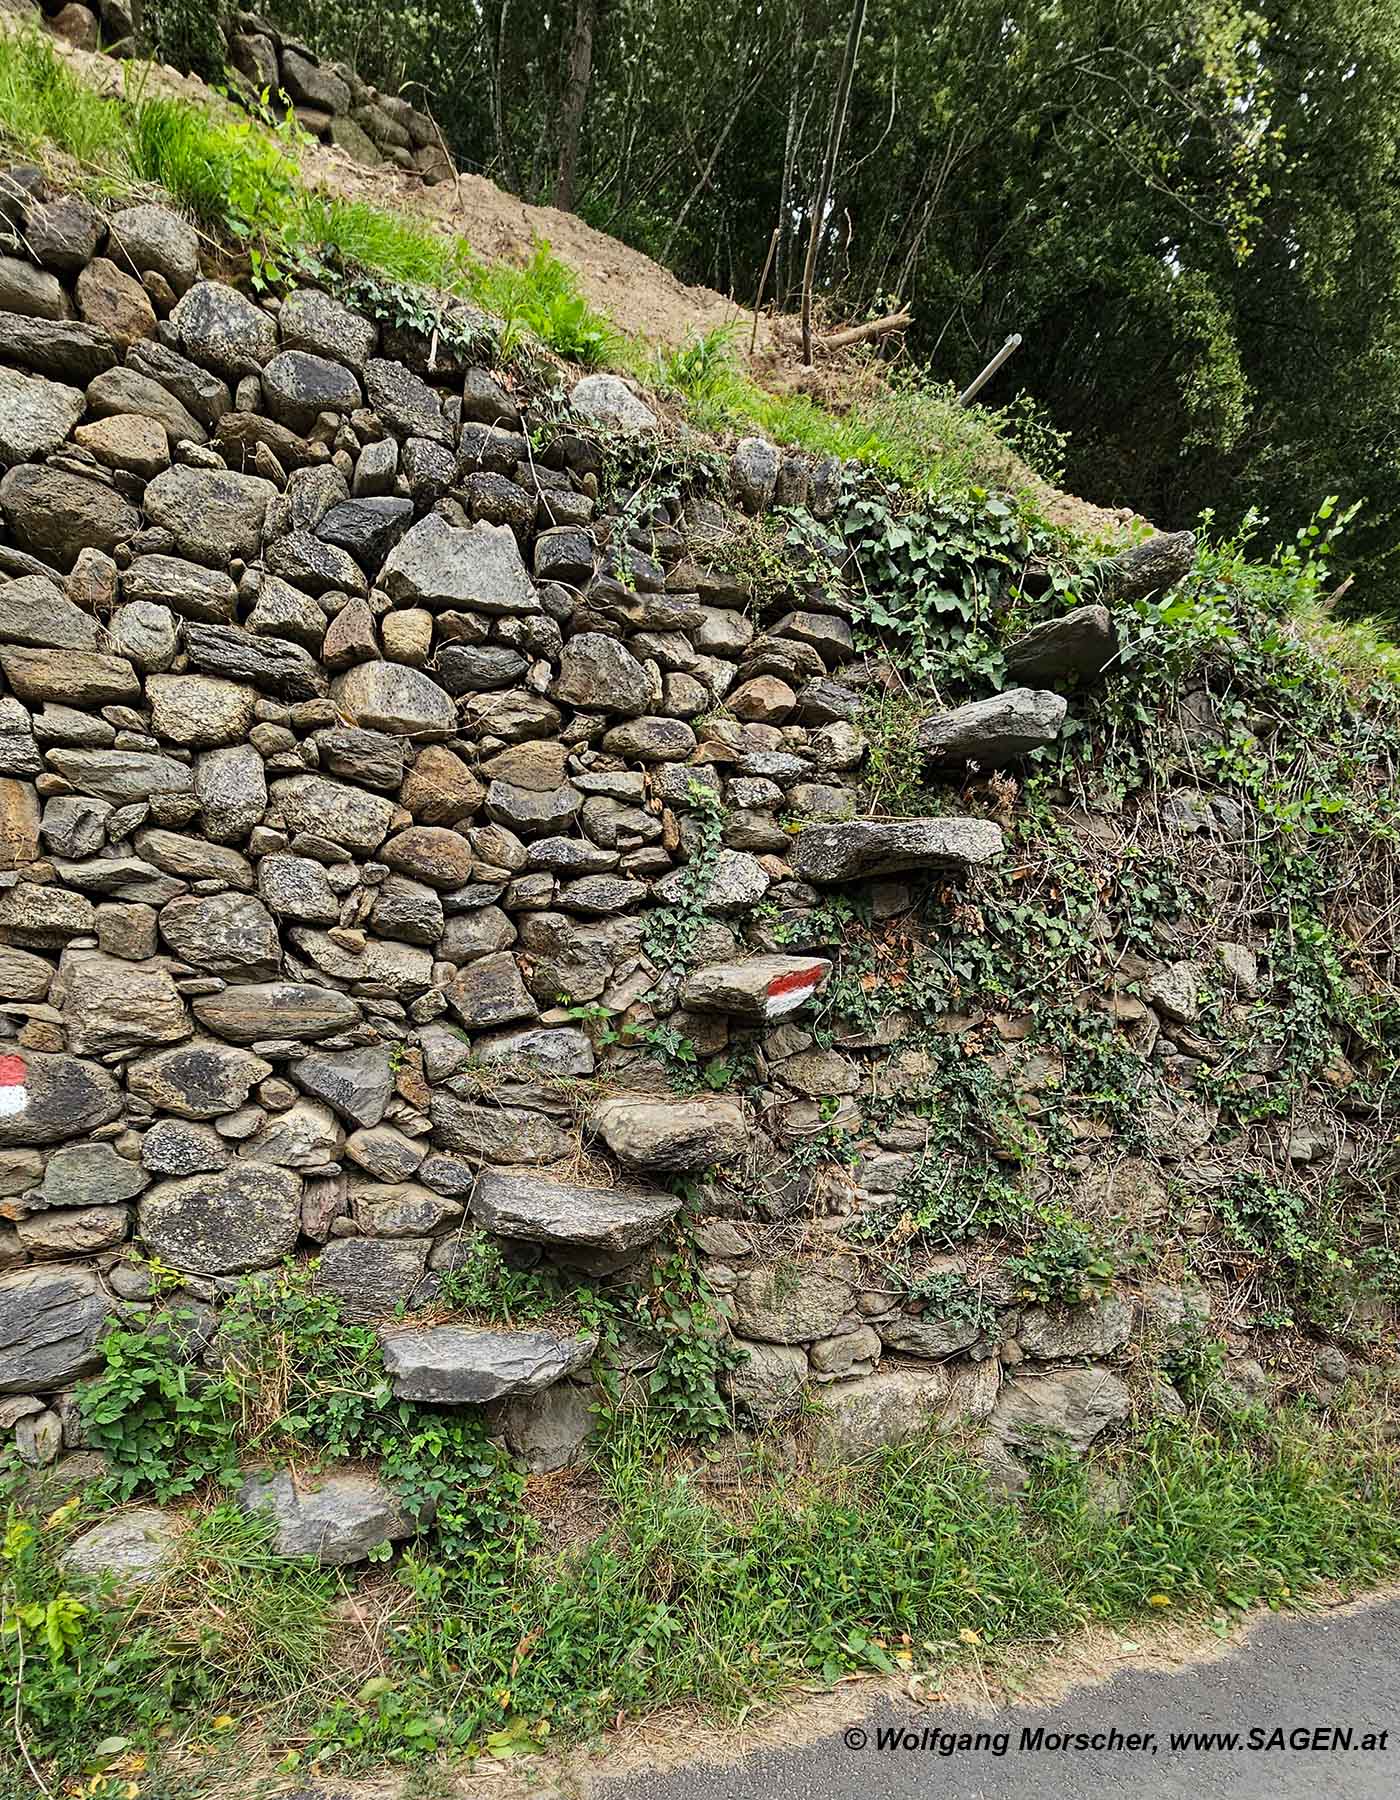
[959,333,1023,406]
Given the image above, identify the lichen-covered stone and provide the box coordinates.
[138,1163,302,1274]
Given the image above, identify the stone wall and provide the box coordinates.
[0,168,1362,1520]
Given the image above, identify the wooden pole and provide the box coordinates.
[958,333,1023,406]
[749,227,780,355]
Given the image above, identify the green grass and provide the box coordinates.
[5,1396,1397,1783]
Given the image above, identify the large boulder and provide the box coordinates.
[1015,1296,1134,1360]
[158,893,281,981]
[269,775,393,853]
[916,688,1067,765]
[792,817,1003,883]
[0,574,99,651]
[278,287,377,372]
[261,350,362,432]
[812,1364,1001,1459]
[237,1467,420,1566]
[138,1163,302,1274]
[379,1324,597,1404]
[592,1095,747,1171]
[0,1265,115,1394]
[55,949,190,1056]
[550,633,651,715]
[469,1168,680,1253]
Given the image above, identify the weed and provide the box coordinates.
[642,782,729,971]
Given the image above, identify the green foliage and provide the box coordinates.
[79,1321,238,1500]
[1007,1216,1117,1306]
[897,1269,996,1333]
[642,782,729,970]
[472,241,619,365]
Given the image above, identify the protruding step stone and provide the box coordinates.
[379,1324,597,1404]
[1004,605,1116,686]
[1097,529,1195,603]
[470,1167,680,1253]
[916,688,1067,765]
[682,954,832,1022]
[592,1094,746,1171]
[792,817,1003,884]
[237,1467,422,1565]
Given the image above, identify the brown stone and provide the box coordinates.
[74,257,157,350]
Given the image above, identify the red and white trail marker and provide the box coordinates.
[763,962,830,1019]
[0,1054,27,1119]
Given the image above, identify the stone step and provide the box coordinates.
[681,954,832,1022]
[915,687,1066,765]
[792,817,1003,883]
[1003,604,1115,685]
[379,1323,596,1404]
[469,1166,681,1251]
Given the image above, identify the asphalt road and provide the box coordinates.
[605,1597,1400,1800]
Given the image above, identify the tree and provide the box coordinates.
[554,0,597,211]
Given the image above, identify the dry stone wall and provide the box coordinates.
[0,170,1357,1532]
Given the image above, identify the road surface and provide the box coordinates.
[605,1596,1400,1800]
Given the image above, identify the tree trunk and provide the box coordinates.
[554,0,597,213]
[800,0,869,365]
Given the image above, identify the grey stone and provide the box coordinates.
[0,1265,115,1394]
[315,726,404,791]
[497,1380,594,1472]
[278,287,376,372]
[140,1118,229,1177]
[731,436,779,512]
[428,1095,570,1165]
[286,928,433,1000]
[107,205,200,295]
[331,660,456,740]
[0,882,95,947]
[146,674,256,749]
[381,515,538,613]
[269,775,393,853]
[244,1098,343,1170]
[345,1124,425,1184]
[793,817,1004,883]
[191,982,360,1043]
[1004,605,1116,685]
[917,688,1068,765]
[813,1365,979,1459]
[550,632,651,714]
[183,622,326,700]
[437,905,516,964]
[127,1037,271,1119]
[682,955,831,1022]
[293,1045,395,1127]
[0,368,86,462]
[171,280,277,377]
[123,554,236,624]
[722,1341,807,1421]
[0,464,139,567]
[312,1235,428,1319]
[470,1168,680,1253]
[654,849,769,914]
[989,1366,1131,1455]
[17,1206,129,1255]
[485,778,582,838]
[46,748,193,807]
[197,745,267,844]
[316,496,413,564]
[0,313,117,384]
[56,949,190,1057]
[731,1263,854,1344]
[364,358,450,443]
[42,1141,147,1207]
[435,644,528,693]
[23,193,102,275]
[159,893,281,980]
[370,875,443,945]
[569,373,658,432]
[380,1323,596,1403]
[61,1507,185,1586]
[261,350,362,431]
[108,601,178,672]
[2,646,139,708]
[350,1179,460,1238]
[1016,1296,1134,1360]
[237,1467,419,1566]
[0,575,99,652]
[592,1094,747,1172]
[143,466,277,566]
[85,366,205,445]
[445,950,536,1028]
[139,1162,301,1274]
[257,853,339,924]
[1097,531,1195,604]
[245,576,326,651]
[0,254,67,320]
[878,1312,982,1358]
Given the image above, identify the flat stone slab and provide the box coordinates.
[379,1324,597,1404]
[792,817,1003,883]
[592,1094,747,1171]
[916,688,1067,765]
[682,954,832,1022]
[470,1167,680,1252]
